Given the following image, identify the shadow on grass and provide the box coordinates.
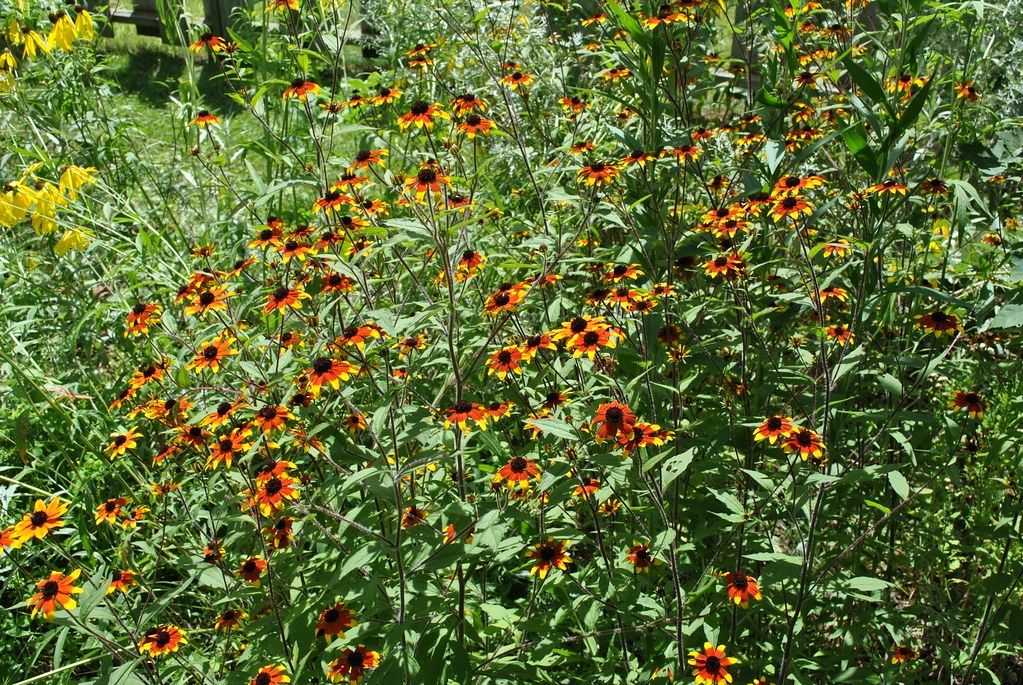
[97,19,238,110]
[106,46,184,107]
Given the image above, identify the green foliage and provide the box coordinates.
[2,0,1023,684]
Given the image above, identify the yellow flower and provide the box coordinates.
[23,31,49,59]
[0,182,34,227]
[47,14,77,52]
[0,49,16,70]
[7,19,24,45]
[55,227,95,255]
[59,165,97,201]
[75,9,95,41]
[30,183,66,235]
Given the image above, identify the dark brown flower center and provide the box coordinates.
[313,357,333,374]
[41,580,60,598]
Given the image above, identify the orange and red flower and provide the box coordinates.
[406,165,451,199]
[246,470,301,516]
[264,284,310,314]
[125,302,161,337]
[107,569,137,594]
[13,498,70,543]
[397,100,450,130]
[915,309,963,337]
[723,570,762,607]
[189,333,238,373]
[688,643,738,684]
[139,625,186,657]
[578,161,620,186]
[26,569,82,619]
[316,601,357,641]
[753,416,795,444]
[283,78,319,100]
[248,665,290,685]
[326,645,381,683]
[527,538,572,579]
[592,402,637,442]
[782,427,826,462]
[950,390,986,419]
[237,556,268,585]
[487,345,524,379]
[95,497,129,525]
[625,542,658,573]
[496,456,541,489]
[306,357,356,393]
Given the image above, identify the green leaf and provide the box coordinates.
[528,417,578,440]
[110,659,144,685]
[842,122,879,178]
[878,373,903,397]
[78,577,111,620]
[659,448,695,487]
[888,470,910,500]
[987,304,1023,330]
[890,76,932,142]
[843,576,891,592]
[758,86,789,108]
[744,551,801,564]
[842,57,895,120]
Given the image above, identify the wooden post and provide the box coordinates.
[358,0,380,59]
[203,0,250,36]
[108,0,163,38]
